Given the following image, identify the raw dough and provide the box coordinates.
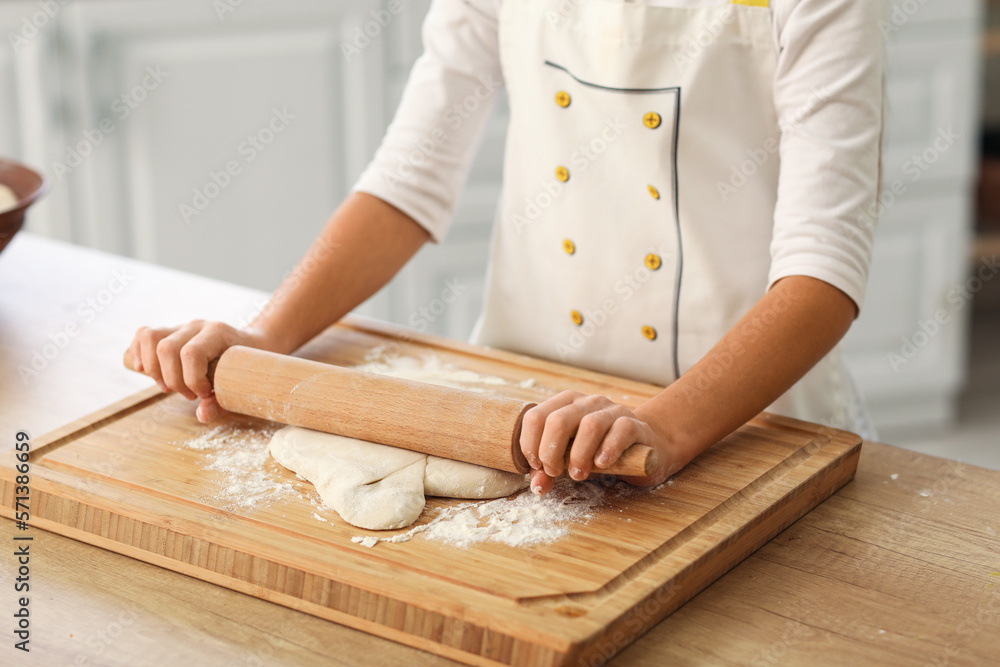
[424,456,528,498]
[269,426,528,530]
[0,184,19,215]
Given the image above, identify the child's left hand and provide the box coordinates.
[518,390,677,494]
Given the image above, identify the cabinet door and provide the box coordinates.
[388,233,492,341]
[885,0,980,26]
[842,14,981,429]
[881,27,981,188]
[843,193,972,427]
[60,0,386,291]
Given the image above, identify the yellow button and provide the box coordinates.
[642,325,657,341]
[556,166,570,182]
[571,310,583,326]
[563,239,576,255]
[648,184,660,200]
[644,112,661,129]
[556,91,571,108]
[645,254,662,270]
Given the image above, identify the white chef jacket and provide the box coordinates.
[352,0,884,430]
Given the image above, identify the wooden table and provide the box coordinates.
[1,234,998,666]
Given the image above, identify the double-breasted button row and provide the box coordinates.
[568,310,658,341]
[557,90,659,129]
[556,90,663,342]
[642,110,662,341]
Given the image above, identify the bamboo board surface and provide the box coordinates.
[0,316,862,666]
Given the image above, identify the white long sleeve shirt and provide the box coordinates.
[353,0,883,312]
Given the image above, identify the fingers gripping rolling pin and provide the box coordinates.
[124,346,657,477]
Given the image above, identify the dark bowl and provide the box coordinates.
[0,157,50,255]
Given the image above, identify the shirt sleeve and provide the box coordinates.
[767,0,885,313]
[351,0,503,243]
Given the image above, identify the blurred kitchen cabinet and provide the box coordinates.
[887,0,979,25]
[1,0,389,295]
[844,194,973,427]
[842,0,983,430]
[0,1,75,240]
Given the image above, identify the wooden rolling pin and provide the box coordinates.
[123,345,657,477]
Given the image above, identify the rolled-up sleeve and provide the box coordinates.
[768,0,885,313]
[351,0,503,243]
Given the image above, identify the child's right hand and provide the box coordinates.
[126,321,275,423]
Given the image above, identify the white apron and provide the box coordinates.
[471,0,862,433]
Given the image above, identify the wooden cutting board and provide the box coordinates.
[0,316,861,666]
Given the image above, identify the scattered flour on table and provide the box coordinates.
[178,423,296,511]
[356,344,540,391]
[352,478,621,548]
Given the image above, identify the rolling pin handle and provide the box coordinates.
[563,442,658,478]
[509,403,536,474]
[637,446,659,477]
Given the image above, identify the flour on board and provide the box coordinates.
[351,477,628,549]
[356,344,540,391]
[179,422,296,511]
